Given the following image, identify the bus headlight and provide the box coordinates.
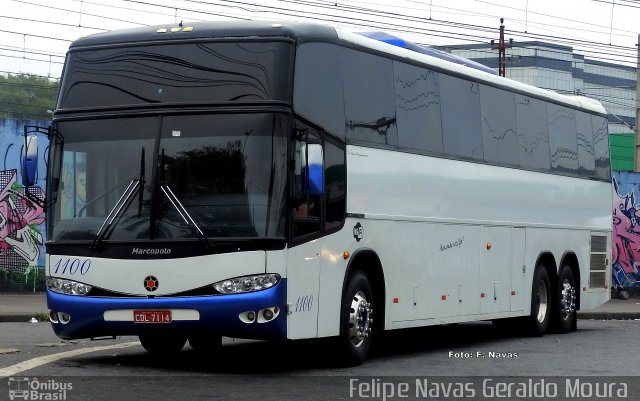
[213,274,280,294]
[46,277,92,296]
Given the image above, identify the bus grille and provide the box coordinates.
[589,235,608,288]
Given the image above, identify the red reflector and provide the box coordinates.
[583,287,587,292]
[511,290,516,296]
[393,298,399,304]
[480,293,485,298]
[441,295,447,301]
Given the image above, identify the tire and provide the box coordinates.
[337,270,375,366]
[525,265,551,336]
[550,266,577,334]
[139,334,186,355]
[188,334,222,353]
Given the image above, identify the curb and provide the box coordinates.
[0,314,41,323]
[578,312,640,320]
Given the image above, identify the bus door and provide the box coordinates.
[286,128,323,339]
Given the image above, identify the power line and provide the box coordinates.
[10,0,151,28]
[2,0,638,76]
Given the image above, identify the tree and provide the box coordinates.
[0,73,59,120]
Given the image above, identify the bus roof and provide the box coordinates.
[69,20,338,49]
[69,20,606,116]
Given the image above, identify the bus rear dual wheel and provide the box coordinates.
[526,265,576,335]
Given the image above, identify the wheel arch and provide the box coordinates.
[535,252,558,276]
[342,248,386,332]
[535,251,558,293]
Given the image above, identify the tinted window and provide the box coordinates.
[291,124,322,238]
[342,49,398,146]
[294,43,345,139]
[480,85,518,166]
[439,75,483,159]
[593,115,611,180]
[59,41,293,108]
[393,62,443,152]
[515,95,550,170]
[324,140,346,232]
[547,104,578,173]
[159,114,288,239]
[576,111,596,177]
[51,114,288,241]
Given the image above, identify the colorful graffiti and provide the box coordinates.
[0,119,48,292]
[0,170,45,269]
[612,172,640,289]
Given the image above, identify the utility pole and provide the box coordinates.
[636,34,640,171]
[491,18,512,77]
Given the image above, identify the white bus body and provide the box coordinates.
[36,21,611,365]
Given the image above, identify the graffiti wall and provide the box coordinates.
[0,119,48,292]
[612,171,640,290]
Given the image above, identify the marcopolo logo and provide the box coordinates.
[8,377,72,400]
[131,247,172,256]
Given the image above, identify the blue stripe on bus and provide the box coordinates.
[47,279,287,340]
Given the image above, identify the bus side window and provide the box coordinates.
[292,128,321,238]
[324,140,346,232]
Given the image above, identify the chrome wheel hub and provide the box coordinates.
[348,291,373,347]
[560,279,576,321]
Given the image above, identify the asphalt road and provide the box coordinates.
[1,320,638,400]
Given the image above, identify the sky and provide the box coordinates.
[1,0,639,79]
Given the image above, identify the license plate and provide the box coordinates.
[133,310,172,323]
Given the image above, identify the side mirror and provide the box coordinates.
[23,134,39,187]
[303,143,324,196]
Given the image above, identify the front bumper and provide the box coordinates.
[47,279,287,340]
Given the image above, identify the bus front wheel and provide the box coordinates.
[338,270,375,366]
[139,334,186,355]
[525,265,551,336]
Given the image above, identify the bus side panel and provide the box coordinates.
[285,240,321,339]
[316,224,360,338]
[345,145,611,327]
[345,146,611,232]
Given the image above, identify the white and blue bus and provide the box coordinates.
[26,21,611,365]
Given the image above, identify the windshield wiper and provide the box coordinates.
[91,179,142,250]
[160,185,211,249]
[91,148,146,250]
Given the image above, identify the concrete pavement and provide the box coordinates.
[0,292,639,323]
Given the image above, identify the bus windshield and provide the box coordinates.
[49,112,288,242]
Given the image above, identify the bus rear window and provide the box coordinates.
[58,41,293,109]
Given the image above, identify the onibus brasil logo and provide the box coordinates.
[8,377,72,400]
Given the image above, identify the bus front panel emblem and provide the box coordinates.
[144,276,159,292]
